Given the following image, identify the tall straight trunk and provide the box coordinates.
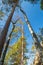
[21,25,24,65]
[0,3,17,57]
[19,7,42,49]
[0,24,15,65]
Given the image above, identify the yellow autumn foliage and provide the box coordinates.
[31,45,36,51]
[5,36,25,63]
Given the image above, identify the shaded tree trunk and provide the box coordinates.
[0,24,15,65]
[0,3,17,57]
[0,19,19,65]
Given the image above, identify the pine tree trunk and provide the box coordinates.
[0,4,17,57]
[0,24,15,65]
[21,25,24,65]
[19,7,42,49]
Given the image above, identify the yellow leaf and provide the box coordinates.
[31,45,36,51]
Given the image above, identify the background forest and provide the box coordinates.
[0,0,43,65]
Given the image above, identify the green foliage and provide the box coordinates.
[0,10,5,20]
[40,0,43,10]
[31,45,36,51]
[2,0,19,5]
[2,0,43,10]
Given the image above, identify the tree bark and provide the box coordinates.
[21,25,24,65]
[19,7,42,49]
[0,24,15,65]
[0,3,17,57]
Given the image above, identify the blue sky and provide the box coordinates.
[21,1,43,44]
[21,1,43,32]
[0,0,43,65]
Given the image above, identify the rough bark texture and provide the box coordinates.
[0,24,15,65]
[0,3,17,57]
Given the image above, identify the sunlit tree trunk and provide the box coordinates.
[19,7,43,65]
[0,3,18,57]
[19,6,42,49]
[21,24,24,65]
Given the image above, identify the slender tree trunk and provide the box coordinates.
[0,24,15,65]
[0,3,17,57]
[26,21,42,49]
[19,7,42,49]
[21,25,24,65]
